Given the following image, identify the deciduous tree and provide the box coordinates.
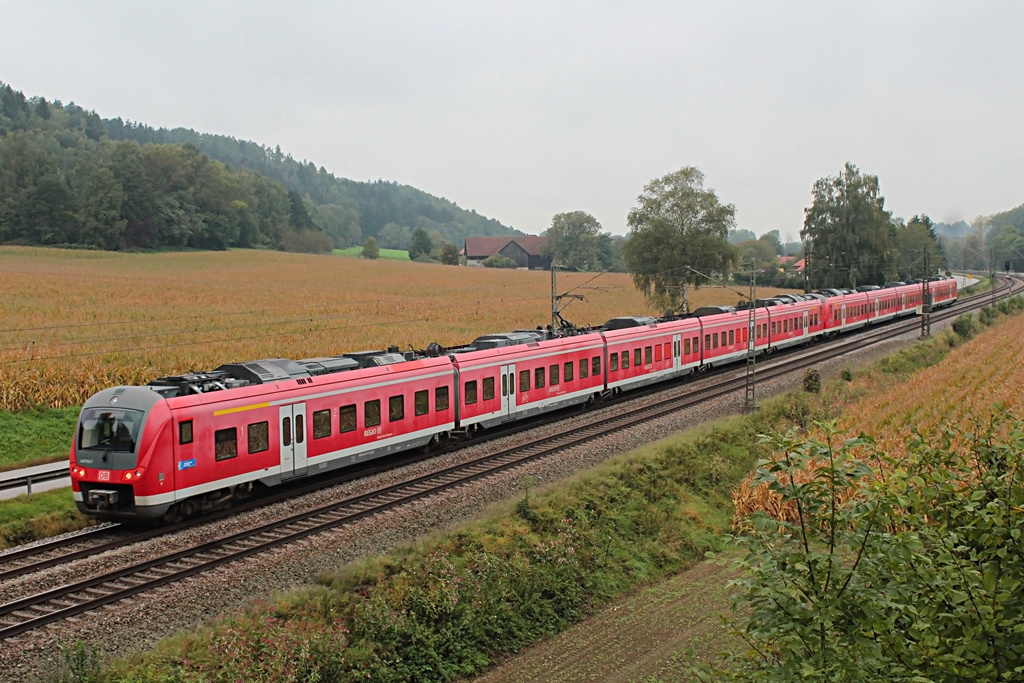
[802,163,895,288]
[622,167,736,313]
[543,211,603,271]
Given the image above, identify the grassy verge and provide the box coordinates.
[0,488,93,549]
[333,247,410,260]
[0,406,78,470]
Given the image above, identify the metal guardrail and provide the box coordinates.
[0,461,70,495]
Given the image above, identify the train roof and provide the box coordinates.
[146,347,430,398]
[602,316,658,330]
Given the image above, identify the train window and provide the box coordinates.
[248,421,269,453]
[365,400,381,427]
[684,338,691,355]
[610,352,619,371]
[655,345,661,362]
[728,330,734,346]
[179,420,193,445]
[579,358,589,379]
[704,333,711,349]
[465,381,478,405]
[634,348,642,366]
[502,374,508,397]
[483,377,495,400]
[295,416,304,444]
[621,350,630,369]
[415,390,429,416]
[340,405,357,432]
[282,418,291,447]
[390,395,405,421]
[549,364,559,385]
[534,367,545,388]
[645,346,653,364]
[564,361,574,382]
[215,427,237,461]
[519,369,530,391]
[435,387,450,411]
[313,410,331,439]
[593,356,601,375]
[710,333,717,349]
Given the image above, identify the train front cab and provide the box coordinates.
[71,386,176,520]
[452,334,605,429]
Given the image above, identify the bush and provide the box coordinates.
[717,417,1024,681]
[360,236,380,260]
[979,305,999,326]
[482,254,518,269]
[440,242,460,265]
[840,367,853,382]
[951,312,977,340]
[801,368,821,393]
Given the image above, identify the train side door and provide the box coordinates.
[803,311,809,336]
[499,364,515,420]
[841,303,847,327]
[672,333,682,371]
[278,403,308,479]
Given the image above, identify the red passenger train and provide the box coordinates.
[71,278,956,520]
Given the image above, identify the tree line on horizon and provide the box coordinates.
[0,82,519,253]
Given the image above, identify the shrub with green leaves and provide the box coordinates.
[711,416,1024,681]
[951,312,977,340]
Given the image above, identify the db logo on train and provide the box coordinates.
[98,471,111,481]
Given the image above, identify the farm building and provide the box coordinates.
[463,236,550,269]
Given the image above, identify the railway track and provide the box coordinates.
[0,276,1017,640]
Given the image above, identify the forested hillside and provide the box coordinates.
[0,82,519,252]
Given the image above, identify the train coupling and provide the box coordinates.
[87,489,120,508]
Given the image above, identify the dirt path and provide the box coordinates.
[473,557,743,682]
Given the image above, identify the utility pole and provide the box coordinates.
[991,247,997,307]
[921,248,931,338]
[745,262,757,413]
[804,240,811,293]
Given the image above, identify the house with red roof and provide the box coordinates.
[463,236,550,269]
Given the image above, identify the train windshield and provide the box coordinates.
[78,408,144,452]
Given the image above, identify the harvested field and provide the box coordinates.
[0,246,795,410]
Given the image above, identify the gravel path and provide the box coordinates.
[0,325,931,681]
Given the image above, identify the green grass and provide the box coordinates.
[0,406,79,471]
[0,488,93,549]
[333,247,410,260]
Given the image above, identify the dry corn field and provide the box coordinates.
[734,311,1024,521]
[0,246,796,412]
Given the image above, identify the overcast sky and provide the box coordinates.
[2,1,1022,238]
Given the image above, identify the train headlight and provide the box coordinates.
[122,468,144,481]
[71,466,87,478]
